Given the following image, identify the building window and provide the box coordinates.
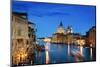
[17,29,21,36]
[17,39,23,44]
[26,40,29,44]
[28,34,31,38]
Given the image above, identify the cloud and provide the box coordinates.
[44,12,70,16]
[29,11,70,17]
[12,1,70,17]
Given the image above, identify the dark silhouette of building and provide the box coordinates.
[86,26,96,47]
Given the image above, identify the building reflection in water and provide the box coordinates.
[80,46,83,55]
[45,42,50,64]
[90,48,93,60]
[90,44,93,60]
[68,44,70,57]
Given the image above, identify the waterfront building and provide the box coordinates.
[86,26,96,47]
[65,26,73,44]
[65,33,73,44]
[43,37,51,43]
[51,33,65,43]
[12,12,36,65]
[51,22,74,44]
[76,39,85,46]
[73,33,81,45]
[56,21,65,34]
[51,21,87,45]
[27,21,36,64]
[12,12,29,65]
[74,36,86,46]
[51,22,65,43]
[66,26,73,34]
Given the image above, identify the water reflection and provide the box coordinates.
[76,46,84,62]
[80,46,83,56]
[34,43,96,65]
[68,44,70,56]
[90,47,93,60]
[68,44,70,61]
[45,42,50,64]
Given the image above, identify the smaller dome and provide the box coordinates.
[66,26,73,34]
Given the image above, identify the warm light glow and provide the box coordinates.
[44,38,51,43]
[45,43,49,64]
[80,46,83,55]
[57,27,65,34]
[45,50,49,64]
[14,48,28,65]
[16,54,21,64]
[24,53,27,57]
[77,39,85,46]
[68,44,70,56]
[90,48,93,59]
[21,53,27,59]
[21,54,24,59]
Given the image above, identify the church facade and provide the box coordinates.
[51,21,87,46]
[51,22,74,44]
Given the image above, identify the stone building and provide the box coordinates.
[51,21,87,45]
[51,33,65,43]
[27,22,36,64]
[56,22,65,34]
[51,22,74,44]
[65,26,73,44]
[51,22,65,43]
[86,26,96,47]
[12,12,36,66]
[66,26,73,34]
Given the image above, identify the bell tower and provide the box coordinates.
[66,26,73,34]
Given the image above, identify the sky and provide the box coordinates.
[12,1,96,38]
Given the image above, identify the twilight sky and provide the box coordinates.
[12,1,96,38]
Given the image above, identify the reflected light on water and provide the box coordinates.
[45,43,50,64]
[80,46,83,55]
[68,44,70,56]
[45,50,49,64]
[90,48,93,59]
[90,44,93,60]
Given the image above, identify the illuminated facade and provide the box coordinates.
[51,33,65,43]
[66,26,73,34]
[51,22,74,44]
[51,22,86,45]
[50,21,96,47]
[56,22,65,34]
[65,26,73,44]
[51,22,65,43]
[12,12,36,65]
[43,37,51,43]
[12,12,29,65]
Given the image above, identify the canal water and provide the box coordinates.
[34,42,96,65]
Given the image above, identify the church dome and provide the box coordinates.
[56,22,65,34]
